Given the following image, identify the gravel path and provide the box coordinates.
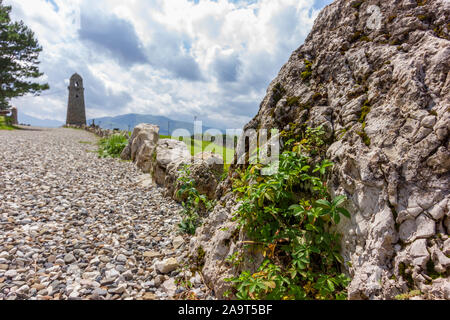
[0,127,207,300]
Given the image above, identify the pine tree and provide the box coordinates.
[0,0,49,110]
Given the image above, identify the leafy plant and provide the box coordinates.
[289,125,327,156]
[227,126,351,300]
[97,134,129,158]
[176,165,215,235]
[301,59,313,81]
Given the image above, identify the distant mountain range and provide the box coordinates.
[88,113,222,136]
[18,112,64,128]
[17,112,224,136]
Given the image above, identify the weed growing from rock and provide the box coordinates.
[176,165,215,235]
[226,126,351,300]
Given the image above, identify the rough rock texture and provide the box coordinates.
[121,124,160,174]
[190,0,450,299]
[154,139,191,186]
[190,153,224,199]
[164,160,191,200]
[164,152,224,200]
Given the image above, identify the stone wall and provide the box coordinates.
[120,124,224,201]
[64,124,122,138]
[68,122,225,204]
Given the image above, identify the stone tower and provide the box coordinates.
[66,73,86,126]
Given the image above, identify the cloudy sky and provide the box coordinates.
[6,0,333,130]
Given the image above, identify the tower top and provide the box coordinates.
[69,73,83,88]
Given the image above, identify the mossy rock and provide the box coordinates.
[387,15,397,23]
[350,31,370,43]
[395,290,422,300]
[312,92,322,101]
[301,59,313,81]
[417,0,428,6]
[272,83,286,105]
[286,96,300,107]
[356,130,371,147]
[359,100,371,124]
[351,0,364,9]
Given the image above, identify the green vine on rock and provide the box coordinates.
[227,127,351,300]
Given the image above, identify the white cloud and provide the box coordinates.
[5,0,330,129]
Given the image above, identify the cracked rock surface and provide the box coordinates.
[190,0,449,300]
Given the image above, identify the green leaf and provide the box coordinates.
[332,212,341,224]
[333,252,344,264]
[327,279,335,291]
[306,224,318,232]
[332,195,347,207]
[315,199,331,208]
[258,194,266,207]
[336,207,350,218]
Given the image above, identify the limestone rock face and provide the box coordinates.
[189,152,224,199]
[121,124,160,174]
[154,139,191,186]
[164,152,224,201]
[190,0,450,299]
[164,159,191,199]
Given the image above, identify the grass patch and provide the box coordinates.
[98,134,129,158]
[0,116,17,130]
